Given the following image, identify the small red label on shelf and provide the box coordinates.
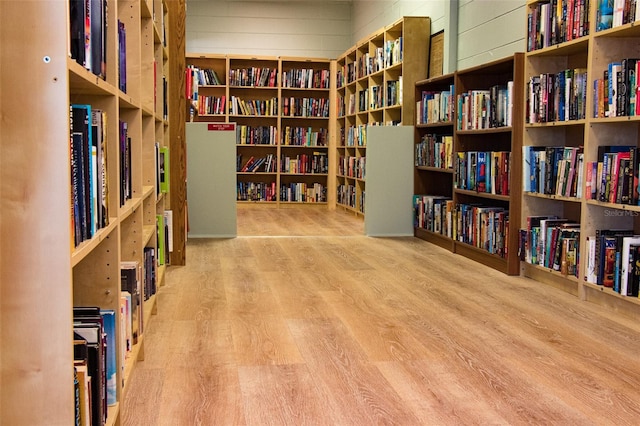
[208,123,236,131]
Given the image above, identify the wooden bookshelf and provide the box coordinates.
[413,72,456,251]
[413,54,524,276]
[185,54,335,206]
[0,1,175,423]
[522,0,640,320]
[336,16,431,217]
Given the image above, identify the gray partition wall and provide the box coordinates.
[186,122,237,238]
[364,125,414,237]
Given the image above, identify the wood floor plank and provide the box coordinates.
[231,313,304,366]
[237,364,339,425]
[156,364,245,425]
[376,360,510,425]
[287,317,424,425]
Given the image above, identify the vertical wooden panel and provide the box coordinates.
[168,0,187,265]
[0,1,74,424]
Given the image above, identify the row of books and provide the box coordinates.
[593,58,640,118]
[523,146,584,198]
[337,184,357,208]
[280,152,329,174]
[143,245,159,299]
[197,95,226,116]
[526,69,588,123]
[279,182,327,202]
[281,126,328,146]
[386,78,402,107]
[185,65,199,101]
[457,82,514,130]
[120,120,133,207]
[358,89,369,112]
[282,97,330,118]
[520,216,580,277]
[344,124,367,147]
[118,20,126,93]
[236,125,277,145]
[70,104,110,248]
[337,94,345,117]
[346,94,357,115]
[369,85,384,110]
[237,181,278,201]
[527,0,590,52]
[338,62,356,87]
[454,150,512,196]
[357,49,384,78]
[155,143,170,196]
[585,230,640,297]
[237,154,277,173]
[187,65,223,87]
[457,203,509,258]
[156,213,169,268]
[416,85,455,125]
[228,67,277,87]
[413,196,509,257]
[415,134,454,169]
[229,95,278,116]
[338,155,366,179]
[413,195,453,237]
[70,0,107,79]
[585,145,640,204]
[281,68,330,89]
[596,0,639,31]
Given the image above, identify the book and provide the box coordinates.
[100,309,118,406]
[159,146,170,193]
[619,236,640,295]
[120,261,141,344]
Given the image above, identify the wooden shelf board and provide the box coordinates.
[71,220,119,267]
[416,121,454,128]
[414,227,454,251]
[522,262,580,296]
[416,166,454,174]
[453,241,514,275]
[454,188,510,202]
[524,191,583,203]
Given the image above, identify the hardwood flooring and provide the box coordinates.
[122,206,640,425]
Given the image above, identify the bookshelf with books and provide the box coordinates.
[185,54,335,207]
[0,1,175,423]
[414,54,524,275]
[230,56,280,204]
[522,0,640,319]
[413,72,456,250]
[335,16,431,216]
[453,54,524,275]
[185,54,227,122]
[279,58,332,205]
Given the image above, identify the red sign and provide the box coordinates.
[208,123,236,131]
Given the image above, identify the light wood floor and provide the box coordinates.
[123,206,640,425]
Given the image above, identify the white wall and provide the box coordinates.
[185,0,352,58]
[351,0,526,70]
[457,0,526,69]
[351,0,448,41]
[185,0,527,69]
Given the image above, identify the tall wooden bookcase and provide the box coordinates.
[523,0,640,320]
[185,54,336,207]
[413,53,525,275]
[0,0,174,423]
[336,16,431,216]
